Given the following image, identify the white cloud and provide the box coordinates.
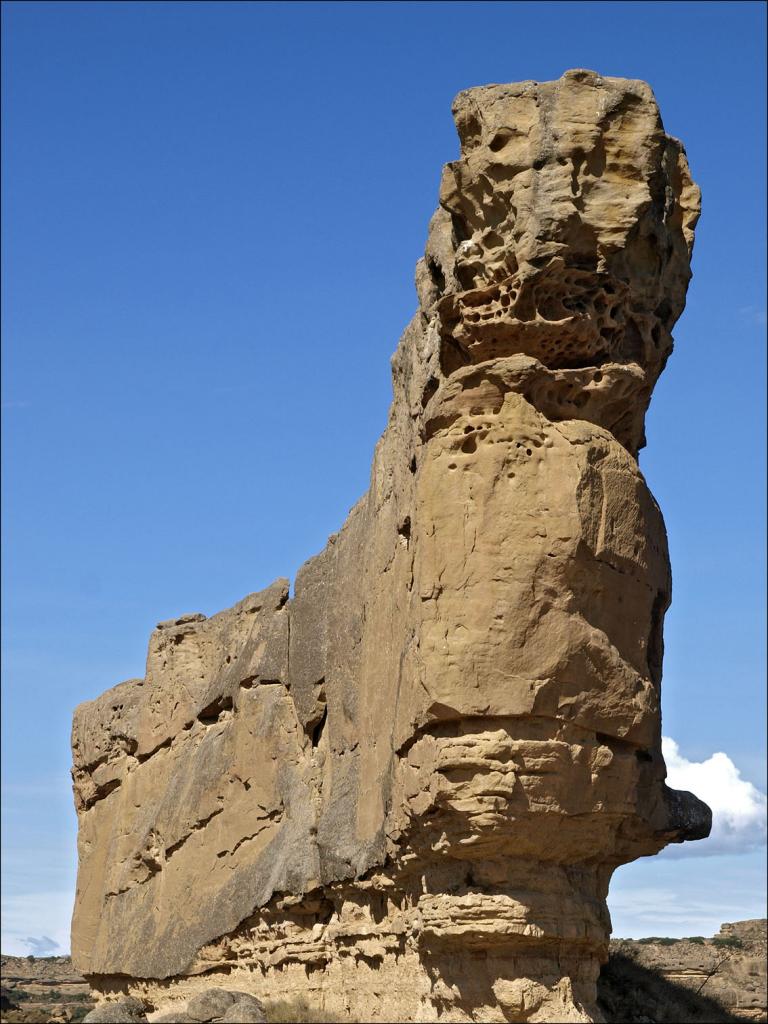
[662,736,767,857]
[0,889,74,956]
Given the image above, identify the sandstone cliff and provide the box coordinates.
[71,70,710,1023]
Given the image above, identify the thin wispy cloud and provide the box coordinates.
[662,736,767,857]
[738,304,768,327]
[1,889,74,956]
[22,935,61,956]
[609,872,766,938]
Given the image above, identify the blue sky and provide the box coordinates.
[2,1,765,954]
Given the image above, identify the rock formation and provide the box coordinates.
[599,921,768,1023]
[80,988,267,1023]
[71,70,711,1023]
[0,955,93,1023]
[6,924,765,1024]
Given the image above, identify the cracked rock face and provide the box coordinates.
[72,70,710,1023]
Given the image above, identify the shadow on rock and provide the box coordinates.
[598,953,744,1024]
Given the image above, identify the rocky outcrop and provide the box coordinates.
[599,920,768,1023]
[0,954,94,1022]
[71,70,709,1023]
[80,987,266,1023]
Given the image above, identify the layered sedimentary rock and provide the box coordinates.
[0,955,93,1023]
[600,921,768,1023]
[71,70,710,1023]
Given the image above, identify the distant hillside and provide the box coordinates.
[599,920,767,1023]
[0,954,92,1022]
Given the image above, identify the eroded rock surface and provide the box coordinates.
[599,920,768,1023]
[72,70,709,1023]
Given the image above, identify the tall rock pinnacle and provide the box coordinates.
[72,70,710,1023]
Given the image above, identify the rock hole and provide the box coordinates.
[309,704,328,749]
[356,953,383,970]
[421,377,439,407]
[198,695,233,726]
[621,317,645,362]
[398,517,411,547]
[427,258,446,294]
[489,131,510,152]
[450,212,470,243]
